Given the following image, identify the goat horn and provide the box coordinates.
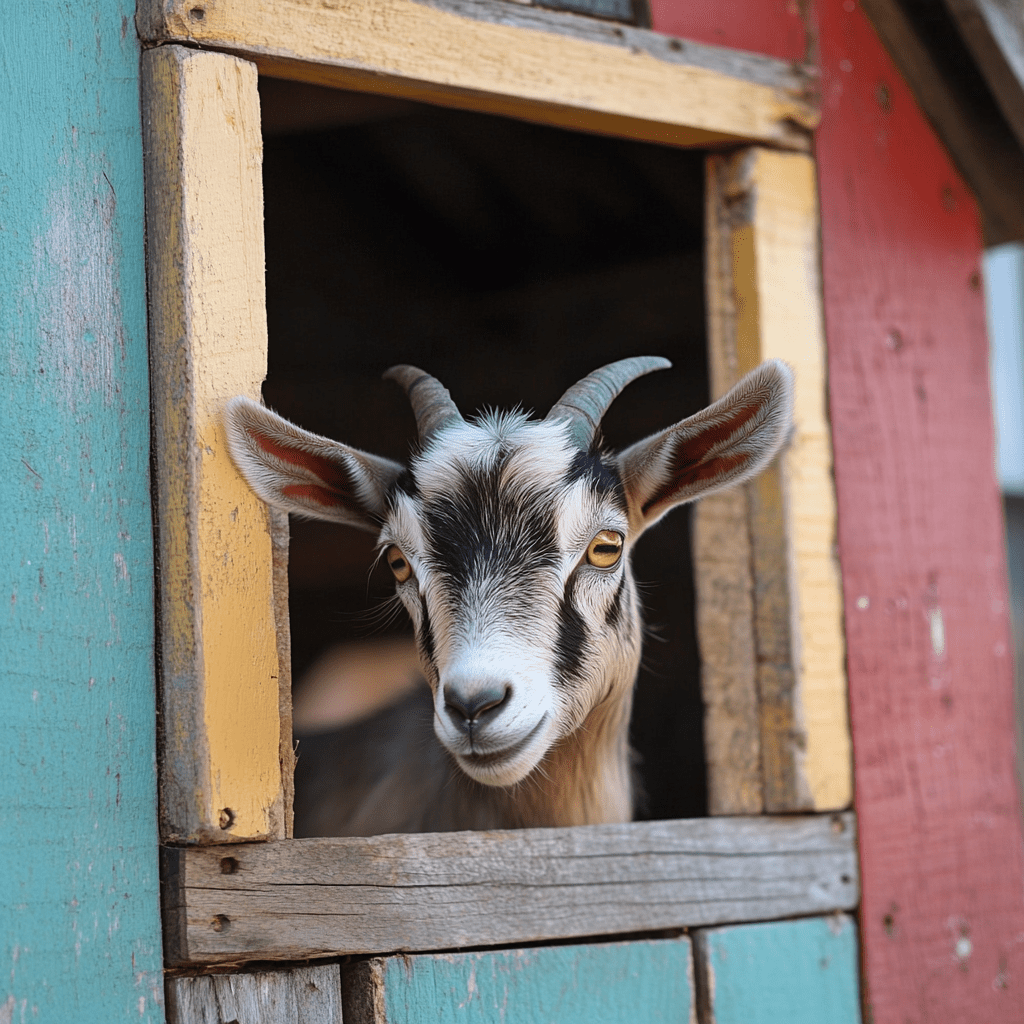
[384,365,465,443]
[546,356,672,449]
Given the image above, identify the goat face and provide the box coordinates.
[382,415,642,786]
[225,358,793,790]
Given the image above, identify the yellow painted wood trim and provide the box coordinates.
[144,46,284,841]
[738,150,851,811]
[138,0,815,151]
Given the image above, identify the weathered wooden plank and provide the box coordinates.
[0,2,165,1020]
[942,0,1024,155]
[136,0,816,152]
[343,939,694,1023]
[270,508,295,838]
[699,149,851,815]
[858,0,1024,244]
[816,1,1024,1019]
[143,45,285,843]
[693,916,860,1023]
[162,814,857,963]
[694,154,762,816]
[532,0,636,24]
[166,965,342,1024]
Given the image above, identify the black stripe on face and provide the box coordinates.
[564,450,627,512]
[555,571,588,686]
[605,575,626,628]
[418,596,436,680]
[389,467,419,501]
[421,465,559,599]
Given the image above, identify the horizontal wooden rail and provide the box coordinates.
[138,0,816,151]
[162,812,858,963]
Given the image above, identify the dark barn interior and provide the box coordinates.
[258,78,710,823]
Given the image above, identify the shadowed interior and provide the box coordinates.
[259,78,710,822]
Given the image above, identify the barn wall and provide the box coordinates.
[0,4,164,1022]
[815,2,1024,1021]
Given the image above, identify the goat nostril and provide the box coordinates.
[444,683,512,725]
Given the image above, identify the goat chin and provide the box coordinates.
[449,714,556,787]
[292,680,638,837]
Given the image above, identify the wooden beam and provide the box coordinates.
[143,45,287,843]
[161,813,858,964]
[859,0,1024,244]
[698,149,851,815]
[816,1,1024,1018]
[137,0,816,152]
[942,0,1024,154]
[166,965,342,1024]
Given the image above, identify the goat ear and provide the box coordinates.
[224,396,406,533]
[617,359,794,532]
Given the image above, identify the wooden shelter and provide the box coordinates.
[4,1,1024,1021]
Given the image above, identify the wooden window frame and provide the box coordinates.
[140,0,854,966]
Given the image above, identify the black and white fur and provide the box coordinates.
[224,358,794,835]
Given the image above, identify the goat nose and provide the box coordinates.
[443,682,512,729]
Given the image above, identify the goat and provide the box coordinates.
[225,357,793,836]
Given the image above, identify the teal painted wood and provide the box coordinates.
[696,916,860,1024]
[375,938,693,1023]
[0,4,164,1023]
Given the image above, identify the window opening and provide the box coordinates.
[258,78,710,829]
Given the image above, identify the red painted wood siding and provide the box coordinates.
[648,0,807,62]
[815,2,1024,1021]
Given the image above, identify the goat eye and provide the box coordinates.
[386,545,412,583]
[586,530,623,569]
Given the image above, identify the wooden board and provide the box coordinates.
[693,915,860,1023]
[136,0,817,152]
[166,965,342,1023]
[816,1,1024,1019]
[0,2,165,1020]
[161,813,858,963]
[858,0,1024,244]
[143,45,286,843]
[343,938,694,1023]
[648,0,807,62]
[698,148,851,815]
[942,0,1024,154]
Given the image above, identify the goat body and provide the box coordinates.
[225,358,793,836]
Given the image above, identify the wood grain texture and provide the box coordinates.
[343,938,694,1023]
[270,508,295,838]
[858,0,1024,244]
[648,0,807,62]
[136,0,817,151]
[166,965,342,1023]
[700,149,851,815]
[143,45,284,843]
[693,915,860,1023]
[816,2,1024,1019]
[162,814,858,963]
[694,156,762,816]
[0,2,165,1019]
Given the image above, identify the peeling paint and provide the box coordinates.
[928,606,946,658]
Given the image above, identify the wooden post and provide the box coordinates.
[143,45,289,843]
[698,147,851,815]
[1,2,164,1019]
[816,0,1024,1018]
